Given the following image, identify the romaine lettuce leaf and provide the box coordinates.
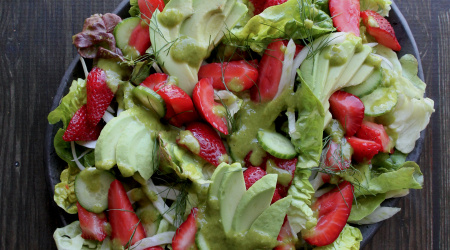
[227,0,334,52]
[340,162,423,197]
[313,224,362,250]
[360,0,392,17]
[54,166,80,214]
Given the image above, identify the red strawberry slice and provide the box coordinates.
[272,184,288,204]
[322,140,351,171]
[198,60,259,92]
[251,40,285,102]
[346,136,381,163]
[275,217,296,250]
[172,208,198,250]
[86,67,114,126]
[329,0,360,36]
[77,202,108,242]
[143,247,164,250]
[248,0,267,15]
[244,151,268,169]
[361,10,401,51]
[303,181,354,247]
[179,122,229,166]
[154,81,199,127]
[243,166,267,190]
[329,91,365,137]
[193,78,229,134]
[264,0,288,9]
[269,156,297,185]
[63,104,103,142]
[129,20,151,56]
[108,180,146,246]
[138,0,164,23]
[141,73,168,90]
[356,120,391,153]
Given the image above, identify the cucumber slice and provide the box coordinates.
[361,87,398,117]
[345,68,382,97]
[74,167,116,213]
[195,231,211,250]
[257,130,297,159]
[132,85,166,117]
[113,17,140,58]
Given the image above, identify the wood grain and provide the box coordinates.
[0,0,447,249]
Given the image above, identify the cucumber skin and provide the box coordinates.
[257,130,297,160]
[113,17,140,55]
[345,68,382,97]
[132,86,166,118]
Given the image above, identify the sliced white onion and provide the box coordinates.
[130,231,176,250]
[365,42,379,47]
[274,39,296,99]
[102,111,115,123]
[286,109,299,140]
[350,206,401,225]
[106,106,115,113]
[70,141,85,170]
[80,57,89,78]
[214,90,242,117]
[145,179,176,225]
[155,185,181,200]
[314,186,333,197]
[76,141,97,149]
[152,62,163,73]
[117,107,124,116]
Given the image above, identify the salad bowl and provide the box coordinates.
[44,0,426,248]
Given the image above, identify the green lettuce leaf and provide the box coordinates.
[352,206,401,225]
[341,162,423,197]
[360,0,392,17]
[48,78,87,128]
[287,169,317,234]
[400,54,426,91]
[313,224,362,250]
[54,166,80,214]
[227,0,334,52]
[53,129,95,169]
[348,193,386,222]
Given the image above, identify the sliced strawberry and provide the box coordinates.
[63,104,103,142]
[248,0,267,15]
[154,81,199,127]
[264,0,288,9]
[129,20,151,56]
[346,136,381,163]
[179,122,229,166]
[322,140,351,171]
[77,202,108,242]
[356,120,391,153]
[143,247,164,250]
[140,73,168,90]
[138,0,164,23]
[86,67,114,126]
[244,151,268,169]
[172,208,198,250]
[275,217,296,250]
[108,180,146,246]
[198,60,258,92]
[361,10,401,51]
[329,91,365,137]
[303,181,354,247]
[329,0,360,36]
[321,172,332,183]
[251,40,285,102]
[193,78,229,134]
[269,156,297,185]
[243,166,267,190]
[272,184,288,204]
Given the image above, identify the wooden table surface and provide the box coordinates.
[0,0,447,249]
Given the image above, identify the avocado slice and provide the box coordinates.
[249,195,292,239]
[218,163,246,233]
[231,174,277,232]
[348,63,374,86]
[207,163,240,209]
[95,110,135,170]
[116,121,155,180]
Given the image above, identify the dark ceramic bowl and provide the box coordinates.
[44,0,425,248]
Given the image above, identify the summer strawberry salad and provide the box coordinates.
[49,0,434,249]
